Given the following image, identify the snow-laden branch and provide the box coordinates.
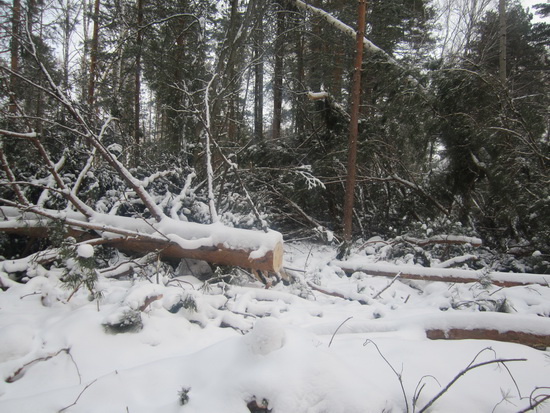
[21,26,166,223]
[289,0,398,65]
[0,143,29,205]
[170,171,196,220]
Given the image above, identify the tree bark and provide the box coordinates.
[9,0,21,113]
[253,8,264,142]
[134,0,144,161]
[87,0,100,108]
[426,328,550,350]
[272,0,285,141]
[343,0,367,242]
[498,0,507,85]
[0,207,285,274]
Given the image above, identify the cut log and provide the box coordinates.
[104,235,283,274]
[426,328,550,350]
[334,260,550,288]
[0,207,284,275]
[308,312,550,349]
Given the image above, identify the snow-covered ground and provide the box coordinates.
[0,241,549,412]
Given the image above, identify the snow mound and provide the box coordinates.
[76,244,94,258]
[245,317,286,355]
[0,324,35,363]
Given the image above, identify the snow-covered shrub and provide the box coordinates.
[178,387,191,406]
[102,307,143,334]
[59,238,101,301]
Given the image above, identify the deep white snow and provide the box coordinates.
[0,241,549,413]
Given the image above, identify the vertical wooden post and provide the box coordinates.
[343,0,367,243]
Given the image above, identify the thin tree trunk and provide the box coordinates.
[9,0,21,114]
[87,0,100,108]
[498,0,507,85]
[134,0,144,161]
[62,1,70,92]
[272,1,285,141]
[295,31,305,135]
[343,0,367,243]
[253,11,264,142]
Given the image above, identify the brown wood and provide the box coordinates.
[0,220,284,275]
[105,236,284,274]
[427,328,550,350]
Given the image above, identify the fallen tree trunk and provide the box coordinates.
[334,260,549,288]
[308,312,550,349]
[0,207,284,275]
[426,328,550,350]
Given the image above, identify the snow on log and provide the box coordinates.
[400,235,482,247]
[0,207,284,274]
[333,260,550,287]
[308,312,550,349]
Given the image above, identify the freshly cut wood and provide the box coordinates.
[105,235,283,273]
[334,260,549,287]
[0,207,284,275]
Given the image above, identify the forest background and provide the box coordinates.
[0,0,549,273]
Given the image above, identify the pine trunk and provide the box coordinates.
[498,0,507,85]
[87,0,101,108]
[272,1,285,141]
[134,0,144,161]
[343,0,367,242]
[253,12,264,142]
[9,0,21,114]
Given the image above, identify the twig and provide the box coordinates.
[328,317,353,348]
[58,378,98,412]
[306,281,369,305]
[364,339,410,413]
[413,375,441,409]
[7,348,71,383]
[417,352,527,413]
[516,387,550,413]
[372,272,402,299]
[138,294,163,312]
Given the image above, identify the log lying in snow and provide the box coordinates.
[426,328,550,350]
[0,207,284,274]
[308,312,550,349]
[334,260,550,288]
[104,234,283,273]
[399,234,482,248]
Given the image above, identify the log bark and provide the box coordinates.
[334,261,550,288]
[0,207,284,275]
[427,328,550,350]
[312,312,550,349]
[105,236,283,273]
